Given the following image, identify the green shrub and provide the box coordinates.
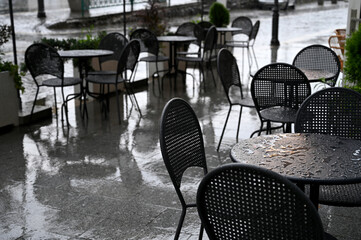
[344,26,361,92]
[0,24,24,93]
[39,28,107,69]
[209,2,230,27]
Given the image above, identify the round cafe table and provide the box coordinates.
[58,49,114,118]
[299,68,335,83]
[157,35,197,74]
[216,27,243,45]
[230,133,361,207]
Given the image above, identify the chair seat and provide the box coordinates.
[88,70,117,75]
[226,40,249,48]
[140,55,169,62]
[177,51,200,56]
[177,55,202,62]
[319,183,361,207]
[42,77,82,87]
[230,96,255,108]
[87,74,125,85]
[260,106,297,123]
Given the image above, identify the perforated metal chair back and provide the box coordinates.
[197,21,213,41]
[130,29,159,56]
[117,40,141,81]
[197,163,325,240]
[295,87,361,140]
[25,43,64,84]
[292,44,341,87]
[249,20,260,44]
[98,32,128,66]
[203,26,217,61]
[159,98,208,189]
[176,22,196,37]
[251,63,311,112]
[217,48,242,100]
[231,16,253,37]
[159,98,208,239]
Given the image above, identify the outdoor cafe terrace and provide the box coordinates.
[0,1,360,239]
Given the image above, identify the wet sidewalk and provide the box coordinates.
[1,1,361,239]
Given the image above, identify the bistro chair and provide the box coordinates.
[176,26,218,90]
[25,43,83,125]
[226,18,259,78]
[292,44,341,87]
[159,98,208,240]
[295,87,361,207]
[251,63,311,137]
[86,40,141,124]
[197,163,337,240]
[216,48,255,151]
[88,32,128,76]
[176,22,202,57]
[130,29,169,91]
[197,21,213,42]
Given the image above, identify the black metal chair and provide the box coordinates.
[292,44,341,87]
[86,40,141,124]
[176,22,202,57]
[25,43,83,125]
[88,32,128,76]
[197,163,337,240]
[197,21,213,42]
[295,87,361,207]
[216,48,255,151]
[251,63,311,136]
[176,26,217,90]
[226,17,258,78]
[159,98,208,240]
[130,29,169,90]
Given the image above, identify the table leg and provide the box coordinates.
[309,184,320,209]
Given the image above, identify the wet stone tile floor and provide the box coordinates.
[1,2,361,240]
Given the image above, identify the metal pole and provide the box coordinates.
[37,0,46,18]
[201,0,204,21]
[8,0,17,65]
[123,0,126,36]
[8,0,21,108]
[271,0,280,46]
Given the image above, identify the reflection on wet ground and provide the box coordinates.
[1,2,361,240]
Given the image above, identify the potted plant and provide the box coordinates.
[343,26,361,93]
[209,2,230,27]
[0,24,24,128]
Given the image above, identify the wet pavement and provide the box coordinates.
[1,1,361,240]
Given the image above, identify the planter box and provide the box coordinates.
[0,71,19,128]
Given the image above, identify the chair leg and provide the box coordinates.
[174,207,186,240]
[236,106,243,142]
[198,224,204,240]
[30,88,40,123]
[217,106,232,152]
[251,46,259,70]
[199,62,205,91]
[124,82,142,117]
[115,85,121,124]
[61,88,70,126]
[53,87,58,118]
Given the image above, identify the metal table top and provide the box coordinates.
[58,49,114,58]
[157,35,196,42]
[299,68,335,82]
[231,133,361,185]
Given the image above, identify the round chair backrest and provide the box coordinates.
[130,29,159,56]
[25,43,63,83]
[98,32,128,65]
[231,16,253,37]
[292,44,341,87]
